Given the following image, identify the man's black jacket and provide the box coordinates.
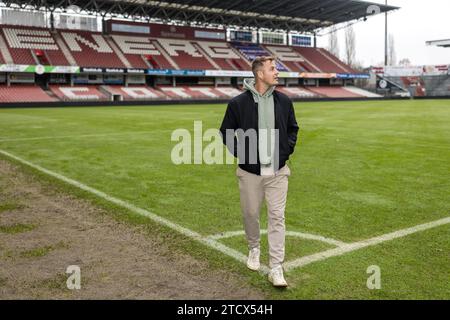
[220,90,299,175]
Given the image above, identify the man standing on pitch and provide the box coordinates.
[220,56,299,287]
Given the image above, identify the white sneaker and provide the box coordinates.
[246,248,260,271]
[268,266,288,287]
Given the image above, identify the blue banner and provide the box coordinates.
[146,69,205,76]
[336,73,370,79]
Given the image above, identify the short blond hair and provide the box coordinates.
[252,56,276,77]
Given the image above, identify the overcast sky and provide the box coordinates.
[316,0,449,67]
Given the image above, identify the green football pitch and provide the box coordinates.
[0,99,449,299]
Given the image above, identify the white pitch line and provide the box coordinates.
[208,230,347,247]
[1,148,447,278]
[0,149,272,273]
[0,131,155,143]
[284,216,450,271]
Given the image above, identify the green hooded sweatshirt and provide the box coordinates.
[243,78,276,168]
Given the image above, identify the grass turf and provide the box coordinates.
[0,99,449,299]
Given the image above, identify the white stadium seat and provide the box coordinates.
[265,45,305,62]
[112,35,161,55]
[195,41,240,59]
[61,32,113,53]
[157,38,202,57]
[3,28,59,50]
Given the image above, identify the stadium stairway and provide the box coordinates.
[104,35,133,69]
[52,31,77,66]
[0,32,13,64]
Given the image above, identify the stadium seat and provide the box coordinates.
[111,35,175,69]
[0,25,359,75]
[50,85,108,101]
[1,26,71,66]
[276,86,318,98]
[156,86,242,100]
[101,85,167,100]
[156,38,214,70]
[263,45,309,72]
[1,27,51,65]
[231,42,289,71]
[0,85,56,102]
[195,41,250,70]
[157,86,193,99]
[294,47,354,73]
[59,30,125,68]
[317,48,357,73]
[307,86,364,98]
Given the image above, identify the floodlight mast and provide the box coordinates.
[385,0,388,66]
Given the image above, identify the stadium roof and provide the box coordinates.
[426,39,450,48]
[1,0,399,33]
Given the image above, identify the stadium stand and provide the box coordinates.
[262,44,315,73]
[157,38,214,70]
[0,85,55,102]
[294,47,353,73]
[111,35,176,69]
[0,0,402,104]
[100,85,167,100]
[183,86,243,99]
[49,85,109,101]
[0,25,360,74]
[0,23,376,103]
[1,26,51,65]
[42,85,242,101]
[317,48,357,74]
[195,41,250,71]
[59,30,125,68]
[156,85,242,99]
[307,86,365,98]
[232,42,289,71]
[344,86,382,98]
[0,83,378,102]
[276,86,319,98]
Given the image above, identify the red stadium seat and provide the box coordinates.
[293,47,355,73]
[0,25,358,74]
[59,30,125,68]
[101,85,167,100]
[0,85,56,102]
[307,86,363,98]
[49,85,108,101]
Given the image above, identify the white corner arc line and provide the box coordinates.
[284,216,450,272]
[286,231,347,247]
[0,149,272,272]
[207,230,347,247]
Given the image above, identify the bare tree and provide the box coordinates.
[398,58,412,66]
[388,34,397,66]
[345,25,356,67]
[328,26,340,58]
